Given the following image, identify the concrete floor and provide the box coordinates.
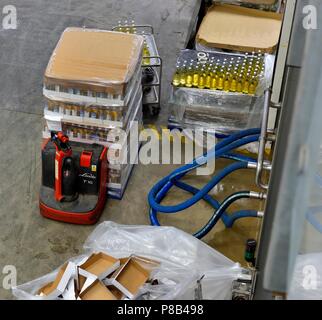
[0,0,263,299]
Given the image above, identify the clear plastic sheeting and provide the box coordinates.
[169,87,265,134]
[288,253,322,300]
[169,50,274,134]
[12,222,243,300]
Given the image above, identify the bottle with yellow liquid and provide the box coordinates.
[192,63,200,88]
[172,63,181,87]
[142,39,151,66]
[205,64,213,89]
[223,73,230,92]
[242,73,250,94]
[180,62,187,86]
[198,67,206,89]
[210,68,217,90]
[236,76,243,93]
[230,73,237,92]
[217,69,224,90]
[249,76,258,95]
[185,66,193,88]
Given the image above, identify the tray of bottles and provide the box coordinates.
[43,94,142,145]
[108,158,138,199]
[172,49,265,96]
[44,82,142,130]
[43,62,142,108]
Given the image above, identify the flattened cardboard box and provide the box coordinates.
[78,252,120,280]
[196,4,282,53]
[44,27,144,96]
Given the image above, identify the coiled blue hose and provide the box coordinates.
[148,128,262,239]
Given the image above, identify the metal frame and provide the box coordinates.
[254,0,322,299]
[112,24,163,115]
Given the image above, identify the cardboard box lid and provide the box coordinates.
[197,4,282,53]
[45,28,144,87]
[79,280,117,300]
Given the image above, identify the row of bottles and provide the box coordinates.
[62,123,115,142]
[47,101,123,121]
[172,52,265,95]
[115,20,151,66]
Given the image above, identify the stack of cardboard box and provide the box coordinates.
[42,28,144,198]
[37,252,159,300]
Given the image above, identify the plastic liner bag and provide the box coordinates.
[12,222,243,300]
[288,252,322,300]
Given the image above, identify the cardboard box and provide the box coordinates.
[196,4,282,53]
[234,0,277,4]
[79,280,117,300]
[38,262,77,299]
[44,27,144,96]
[108,257,151,299]
[62,278,77,300]
[78,252,120,280]
[77,273,97,295]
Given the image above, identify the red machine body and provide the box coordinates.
[39,132,108,225]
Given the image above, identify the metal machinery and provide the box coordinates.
[249,0,322,299]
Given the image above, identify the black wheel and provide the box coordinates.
[152,106,160,116]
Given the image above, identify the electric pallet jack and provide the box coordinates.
[39,131,108,225]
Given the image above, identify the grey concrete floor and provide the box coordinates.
[0,0,262,299]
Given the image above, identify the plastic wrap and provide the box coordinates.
[12,222,243,300]
[44,28,144,100]
[44,81,142,133]
[169,87,265,134]
[43,88,143,145]
[169,50,274,134]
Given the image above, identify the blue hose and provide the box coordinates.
[148,128,262,239]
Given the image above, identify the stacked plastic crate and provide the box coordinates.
[42,27,144,199]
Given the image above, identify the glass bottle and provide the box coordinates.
[198,67,206,89]
[172,63,181,87]
[180,61,187,86]
[192,63,200,88]
[186,66,193,88]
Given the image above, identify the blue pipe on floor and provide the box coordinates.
[148,128,262,239]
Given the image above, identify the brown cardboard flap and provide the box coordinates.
[79,280,117,300]
[38,281,55,296]
[79,252,119,277]
[44,28,143,90]
[197,4,282,53]
[38,263,68,296]
[108,286,125,300]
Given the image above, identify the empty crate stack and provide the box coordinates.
[42,27,144,199]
